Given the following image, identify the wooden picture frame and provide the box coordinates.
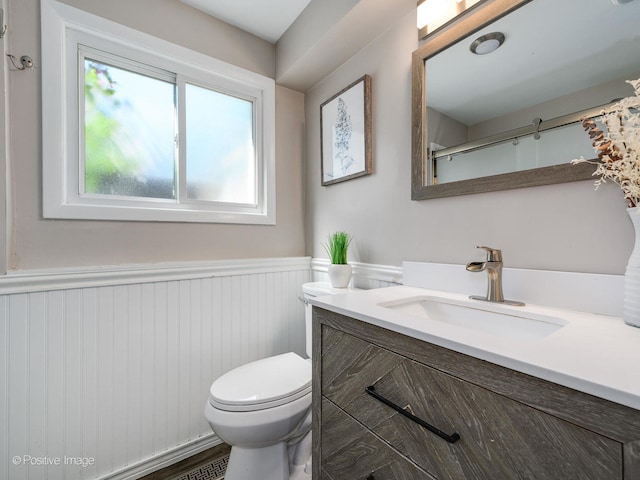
[320,75,372,186]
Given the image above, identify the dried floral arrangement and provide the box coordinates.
[572,78,640,208]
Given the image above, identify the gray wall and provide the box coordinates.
[4,0,305,271]
[5,0,635,275]
[305,10,633,275]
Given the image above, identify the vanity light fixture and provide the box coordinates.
[470,32,505,55]
[417,0,482,40]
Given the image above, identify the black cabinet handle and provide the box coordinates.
[365,385,461,444]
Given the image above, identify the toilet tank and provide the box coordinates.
[302,282,361,358]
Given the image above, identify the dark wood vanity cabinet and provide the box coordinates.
[312,307,640,480]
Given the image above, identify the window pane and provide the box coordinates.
[185,84,256,204]
[84,59,176,199]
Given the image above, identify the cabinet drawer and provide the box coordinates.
[321,325,622,480]
[320,396,435,480]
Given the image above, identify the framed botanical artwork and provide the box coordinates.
[320,74,372,186]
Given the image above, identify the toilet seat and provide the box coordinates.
[209,352,311,412]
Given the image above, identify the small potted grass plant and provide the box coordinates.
[324,231,352,288]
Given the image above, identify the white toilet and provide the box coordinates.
[204,282,355,480]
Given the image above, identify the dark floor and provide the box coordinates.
[140,443,231,480]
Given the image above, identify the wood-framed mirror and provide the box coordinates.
[411,0,640,200]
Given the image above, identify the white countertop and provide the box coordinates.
[310,285,640,411]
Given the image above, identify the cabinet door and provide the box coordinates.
[322,326,623,480]
[321,397,435,480]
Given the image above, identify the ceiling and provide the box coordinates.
[177,0,416,91]
[178,0,313,43]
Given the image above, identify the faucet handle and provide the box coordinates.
[476,245,503,262]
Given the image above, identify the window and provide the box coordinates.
[82,54,177,200]
[42,0,275,224]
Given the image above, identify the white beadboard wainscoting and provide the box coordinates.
[310,259,403,289]
[0,257,400,480]
[0,257,312,480]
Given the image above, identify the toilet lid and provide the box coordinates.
[208,352,311,412]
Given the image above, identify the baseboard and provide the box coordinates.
[99,433,223,480]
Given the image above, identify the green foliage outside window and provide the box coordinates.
[84,63,138,194]
[83,61,176,199]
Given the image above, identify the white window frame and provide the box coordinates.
[41,0,276,224]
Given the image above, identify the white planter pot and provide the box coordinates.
[328,264,352,288]
[624,207,640,327]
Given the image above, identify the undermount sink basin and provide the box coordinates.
[378,295,568,340]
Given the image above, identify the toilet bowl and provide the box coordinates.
[204,282,358,480]
[204,352,312,480]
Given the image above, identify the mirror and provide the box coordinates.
[411,0,640,200]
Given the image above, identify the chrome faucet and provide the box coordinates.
[466,246,525,306]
